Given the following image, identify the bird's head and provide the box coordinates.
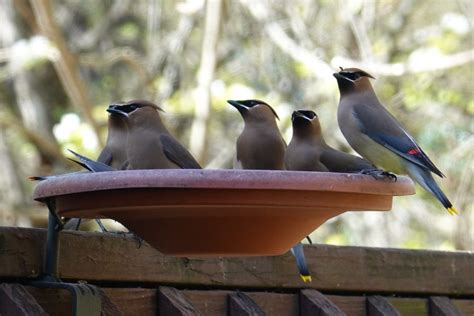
[227,99,280,123]
[333,67,375,94]
[107,100,164,121]
[291,110,322,137]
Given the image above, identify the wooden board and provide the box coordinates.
[18,285,474,316]
[327,295,366,316]
[25,287,156,316]
[452,299,474,315]
[1,227,473,296]
[389,298,427,315]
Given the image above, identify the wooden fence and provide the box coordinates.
[1,227,473,315]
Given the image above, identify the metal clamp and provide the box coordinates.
[30,281,102,316]
[30,198,102,316]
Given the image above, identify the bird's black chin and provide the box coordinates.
[333,73,355,93]
[227,100,249,113]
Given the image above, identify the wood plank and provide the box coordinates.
[228,291,265,316]
[183,290,299,316]
[0,283,47,316]
[300,289,345,315]
[246,292,298,315]
[26,286,156,316]
[25,287,71,316]
[104,288,155,316]
[327,295,366,316]
[1,227,473,295]
[158,286,201,316]
[182,290,228,316]
[388,298,427,316]
[452,299,474,315]
[429,296,462,316]
[367,296,400,316]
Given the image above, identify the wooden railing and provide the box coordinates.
[1,227,473,315]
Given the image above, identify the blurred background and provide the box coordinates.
[0,0,472,251]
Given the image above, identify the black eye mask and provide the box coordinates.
[341,72,361,81]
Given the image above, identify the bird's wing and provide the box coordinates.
[160,134,202,169]
[320,148,374,173]
[353,104,445,177]
[67,149,116,172]
[97,148,113,165]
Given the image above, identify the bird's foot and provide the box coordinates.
[305,236,313,245]
[95,219,108,232]
[360,168,397,182]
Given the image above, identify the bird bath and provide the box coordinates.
[33,169,414,257]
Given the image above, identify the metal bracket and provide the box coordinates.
[30,198,102,315]
[30,281,102,316]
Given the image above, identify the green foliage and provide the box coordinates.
[0,0,472,250]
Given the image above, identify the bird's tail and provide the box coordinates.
[290,243,312,282]
[67,149,115,172]
[406,164,458,215]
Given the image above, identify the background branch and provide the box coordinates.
[29,0,103,146]
[189,0,222,162]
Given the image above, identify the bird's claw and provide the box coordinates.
[361,169,397,182]
[95,219,108,232]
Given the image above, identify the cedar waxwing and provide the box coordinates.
[67,149,116,172]
[227,99,286,170]
[29,149,115,180]
[29,149,114,231]
[334,67,458,215]
[107,100,201,169]
[291,242,311,282]
[228,99,311,282]
[285,110,376,173]
[97,105,129,170]
[66,149,115,231]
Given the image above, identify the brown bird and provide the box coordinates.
[97,105,129,169]
[228,99,311,282]
[227,99,286,170]
[107,100,201,169]
[334,67,457,215]
[285,110,376,173]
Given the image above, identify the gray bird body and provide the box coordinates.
[334,68,457,214]
[97,111,128,169]
[286,110,375,173]
[228,100,286,170]
[108,100,201,170]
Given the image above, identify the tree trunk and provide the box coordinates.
[189,0,222,163]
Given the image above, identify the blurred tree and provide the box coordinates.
[0,0,471,250]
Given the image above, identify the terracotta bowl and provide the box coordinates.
[33,169,414,257]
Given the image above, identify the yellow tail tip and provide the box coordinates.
[447,207,458,215]
[300,275,312,282]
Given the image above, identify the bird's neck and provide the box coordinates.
[342,86,380,105]
[244,118,279,129]
[130,113,169,133]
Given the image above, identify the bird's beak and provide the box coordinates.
[107,106,129,117]
[227,100,249,112]
[333,72,353,82]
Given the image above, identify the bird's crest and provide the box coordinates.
[109,100,164,115]
[337,67,375,81]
